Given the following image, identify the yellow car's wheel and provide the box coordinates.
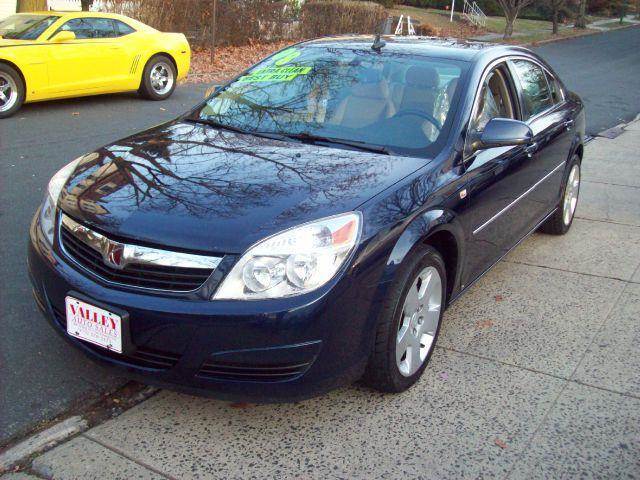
[139,54,177,101]
[0,63,24,119]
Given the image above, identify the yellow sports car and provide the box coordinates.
[0,11,191,118]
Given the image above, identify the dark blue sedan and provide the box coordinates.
[29,36,585,401]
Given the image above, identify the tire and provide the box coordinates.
[362,245,446,393]
[139,55,177,101]
[538,155,581,235]
[0,63,25,119]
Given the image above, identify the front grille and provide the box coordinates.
[197,360,310,382]
[60,225,214,292]
[51,304,181,370]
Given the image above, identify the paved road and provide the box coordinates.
[0,86,208,444]
[533,27,640,135]
[0,27,638,445]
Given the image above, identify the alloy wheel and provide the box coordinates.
[396,266,443,377]
[0,73,18,113]
[563,164,580,226]
[150,62,174,95]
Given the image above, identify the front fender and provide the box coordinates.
[377,208,465,298]
[1,47,48,101]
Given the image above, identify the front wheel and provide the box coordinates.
[139,55,177,101]
[362,246,446,393]
[0,63,25,119]
[539,155,581,235]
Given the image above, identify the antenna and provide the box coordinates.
[371,17,387,52]
[371,33,386,52]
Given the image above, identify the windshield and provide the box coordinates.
[195,46,467,157]
[0,14,58,40]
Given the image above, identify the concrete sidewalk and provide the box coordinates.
[6,124,640,480]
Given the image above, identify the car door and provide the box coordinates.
[458,61,537,287]
[508,58,575,221]
[45,17,123,94]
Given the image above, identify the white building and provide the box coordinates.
[0,0,81,19]
[0,0,17,19]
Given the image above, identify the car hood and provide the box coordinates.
[59,121,430,254]
[0,38,36,47]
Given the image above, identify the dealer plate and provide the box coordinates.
[65,296,122,353]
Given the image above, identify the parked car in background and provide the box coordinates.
[28,37,585,401]
[0,11,190,118]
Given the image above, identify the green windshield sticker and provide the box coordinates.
[273,48,301,66]
[237,65,312,83]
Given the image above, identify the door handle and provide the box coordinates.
[564,119,574,131]
[525,142,538,158]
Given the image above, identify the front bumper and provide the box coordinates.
[28,213,380,402]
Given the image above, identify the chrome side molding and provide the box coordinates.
[473,161,566,236]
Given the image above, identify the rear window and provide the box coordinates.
[196,46,468,158]
[511,59,554,119]
[114,20,135,36]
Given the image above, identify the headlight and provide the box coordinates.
[214,212,361,300]
[39,157,81,245]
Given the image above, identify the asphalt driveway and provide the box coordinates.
[24,121,640,479]
[1,26,639,447]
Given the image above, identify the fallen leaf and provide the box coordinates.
[160,107,166,111]
[494,438,508,449]
[494,295,504,302]
[475,319,494,329]
[230,402,252,409]
[72,112,80,116]
[439,371,449,381]
[112,398,121,404]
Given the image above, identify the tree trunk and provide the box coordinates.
[503,13,515,38]
[80,0,93,11]
[552,8,559,34]
[17,0,47,12]
[575,0,587,28]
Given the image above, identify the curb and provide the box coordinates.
[526,22,639,47]
[0,417,87,473]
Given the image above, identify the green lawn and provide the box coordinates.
[389,4,616,44]
[484,16,553,34]
[389,5,464,31]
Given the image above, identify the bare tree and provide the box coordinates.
[496,0,536,38]
[575,0,588,28]
[547,0,567,33]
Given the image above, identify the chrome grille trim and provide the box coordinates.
[61,214,221,271]
[59,214,222,292]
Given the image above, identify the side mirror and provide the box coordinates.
[476,118,533,150]
[51,31,76,43]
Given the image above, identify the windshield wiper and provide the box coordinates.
[186,120,391,155]
[185,118,290,142]
[279,132,391,155]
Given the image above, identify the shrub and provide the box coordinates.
[300,0,389,37]
[100,0,299,47]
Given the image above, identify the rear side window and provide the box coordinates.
[59,17,117,39]
[114,20,135,36]
[545,71,564,103]
[511,59,553,119]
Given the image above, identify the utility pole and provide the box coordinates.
[210,0,218,63]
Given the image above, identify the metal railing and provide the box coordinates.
[394,14,417,36]
[462,0,487,28]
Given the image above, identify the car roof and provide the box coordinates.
[22,11,131,21]
[300,35,532,63]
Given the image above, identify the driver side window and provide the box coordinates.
[471,65,516,133]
